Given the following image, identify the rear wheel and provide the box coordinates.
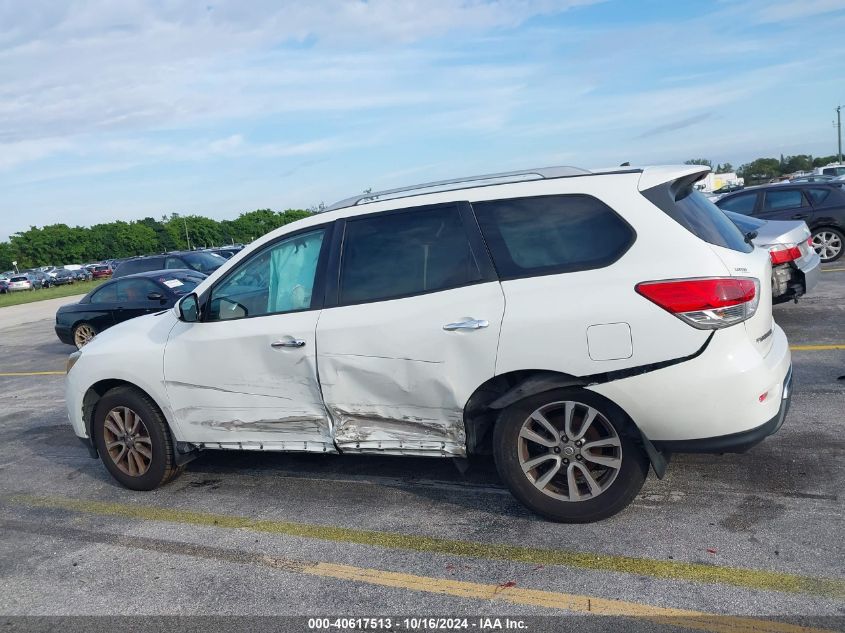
[811,227,843,262]
[93,386,183,490]
[493,388,648,522]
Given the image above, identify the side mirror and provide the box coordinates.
[177,293,200,323]
[148,292,165,302]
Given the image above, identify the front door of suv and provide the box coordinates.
[316,202,504,455]
[164,226,335,450]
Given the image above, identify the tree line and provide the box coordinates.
[685,154,842,184]
[0,208,312,270]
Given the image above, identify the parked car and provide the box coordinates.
[6,275,33,292]
[715,182,845,262]
[205,246,244,260]
[0,279,9,294]
[51,269,76,285]
[723,210,820,303]
[112,251,226,278]
[23,271,47,289]
[816,165,845,178]
[65,164,791,523]
[55,269,207,350]
[87,265,112,279]
[72,269,93,282]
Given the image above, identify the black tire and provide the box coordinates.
[93,386,184,490]
[811,227,844,263]
[493,388,648,523]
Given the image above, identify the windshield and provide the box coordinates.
[181,251,226,273]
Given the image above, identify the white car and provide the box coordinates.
[65,165,792,522]
[7,275,33,292]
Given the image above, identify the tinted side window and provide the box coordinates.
[207,229,325,321]
[339,205,481,305]
[473,195,634,278]
[718,193,757,215]
[165,256,187,269]
[807,188,831,205]
[117,278,160,302]
[763,189,806,210]
[90,283,118,304]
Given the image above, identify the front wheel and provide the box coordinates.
[93,386,183,490]
[493,388,648,522]
[72,322,97,349]
[811,228,843,263]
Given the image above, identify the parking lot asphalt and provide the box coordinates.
[0,270,843,631]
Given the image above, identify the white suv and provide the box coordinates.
[65,165,792,522]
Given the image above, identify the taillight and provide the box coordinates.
[767,244,802,265]
[635,277,760,330]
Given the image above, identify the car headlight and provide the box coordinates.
[66,351,82,374]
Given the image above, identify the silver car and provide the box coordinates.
[724,210,820,303]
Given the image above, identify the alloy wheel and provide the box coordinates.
[73,324,96,348]
[517,401,622,502]
[102,406,153,477]
[812,231,842,262]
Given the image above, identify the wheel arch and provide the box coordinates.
[82,379,176,451]
[463,369,667,477]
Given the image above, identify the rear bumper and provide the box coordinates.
[654,364,792,454]
[797,252,821,293]
[588,323,792,441]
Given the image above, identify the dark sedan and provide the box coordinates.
[715,182,845,262]
[55,269,206,349]
[51,269,76,285]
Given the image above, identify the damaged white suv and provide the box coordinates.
[65,165,792,522]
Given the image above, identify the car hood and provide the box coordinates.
[751,218,811,246]
[80,308,178,356]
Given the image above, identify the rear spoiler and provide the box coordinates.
[637,165,710,192]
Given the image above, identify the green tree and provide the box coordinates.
[684,158,712,167]
[737,158,782,184]
[783,155,813,173]
[813,155,839,167]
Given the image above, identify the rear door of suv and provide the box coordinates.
[316,202,504,455]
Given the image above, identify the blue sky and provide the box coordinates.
[1,0,844,240]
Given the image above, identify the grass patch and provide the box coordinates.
[0,279,106,308]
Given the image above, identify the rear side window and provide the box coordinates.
[645,186,751,253]
[763,189,806,210]
[806,188,831,205]
[472,195,635,279]
[718,193,757,215]
[339,205,482,305]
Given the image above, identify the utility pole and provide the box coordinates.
[183,218,191,250]
[837,105,843,165]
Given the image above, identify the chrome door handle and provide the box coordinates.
[271,338,306,348]
[443,318,489,331]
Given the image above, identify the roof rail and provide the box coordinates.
[323,165,591,212]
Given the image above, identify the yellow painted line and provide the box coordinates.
[821,267,845,272]
[0,517,832,633]
[297,561,837,633]
[789,344,845,351]
[9,494,845,600]
[0,370,65,376]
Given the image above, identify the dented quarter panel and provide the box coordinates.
[316,283,505,455]
[163,310,334,448]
